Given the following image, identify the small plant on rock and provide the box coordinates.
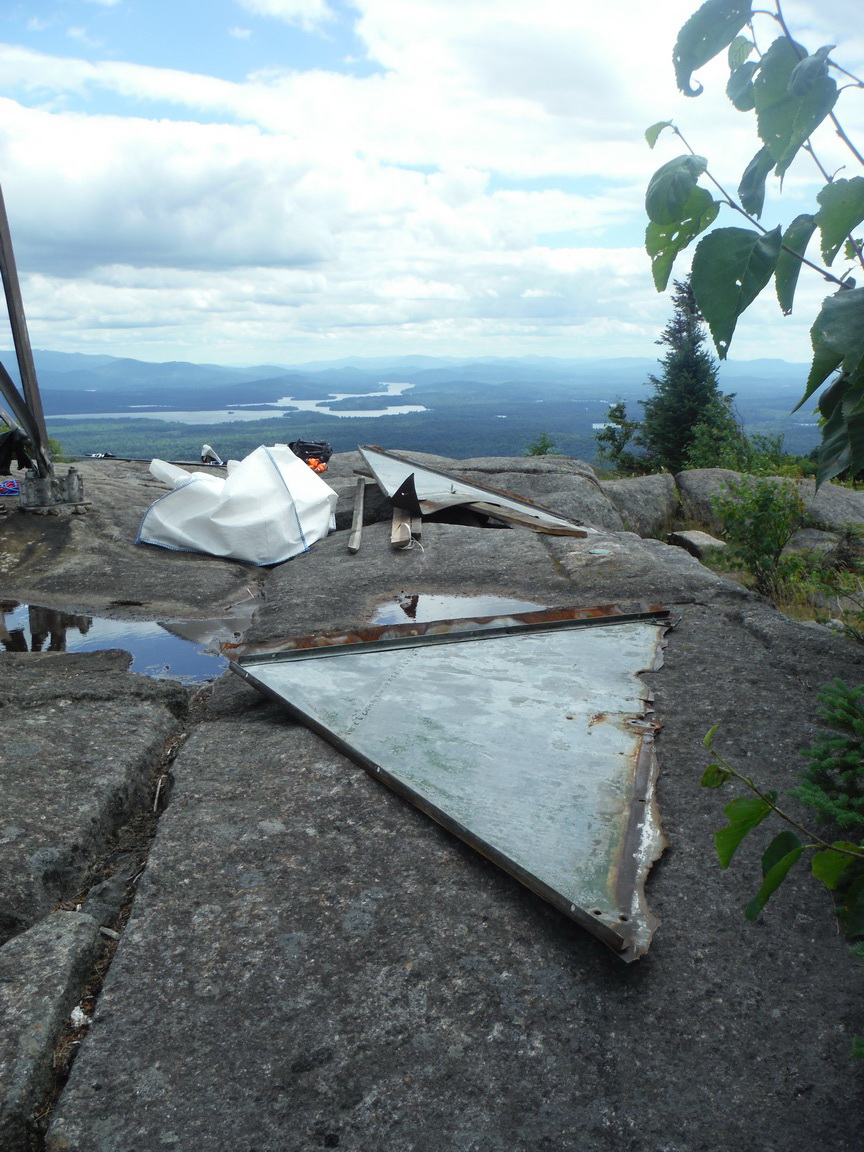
[712,475,810,597]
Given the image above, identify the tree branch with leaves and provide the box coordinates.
[645,0,864,486]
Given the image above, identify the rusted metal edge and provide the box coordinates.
[223,601,672,662]
[612,625,673,959]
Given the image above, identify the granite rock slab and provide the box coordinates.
[0,651,188,943]
[0,911,100,1151]
[46,598,864,1151]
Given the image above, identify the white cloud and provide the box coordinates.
[229,27,253,40]
[67,26,103,49]
[236,0,335,32]
[0,0,860,365]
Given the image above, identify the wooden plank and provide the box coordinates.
[347,477,369,554]
[468,501,589,536]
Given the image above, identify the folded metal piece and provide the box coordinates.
[231,604,673,960]
[358,445,594,535]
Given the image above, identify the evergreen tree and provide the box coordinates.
[639,279,729,473]
[685,395,750,471]
[594,400,644,474]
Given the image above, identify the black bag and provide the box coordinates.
[288,440,333,464]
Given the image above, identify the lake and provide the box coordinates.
[52,381,429,424]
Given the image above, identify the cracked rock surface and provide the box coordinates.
[0,454,862,1151]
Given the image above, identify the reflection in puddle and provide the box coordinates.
[371,593,546,625]
[0,602,231,684]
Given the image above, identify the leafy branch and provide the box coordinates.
[703,727,864,934]
[645,0,864,486]
[649,122,853,287]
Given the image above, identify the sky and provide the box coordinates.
[0,0,862,368]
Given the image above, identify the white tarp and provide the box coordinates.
[137,444,338,565]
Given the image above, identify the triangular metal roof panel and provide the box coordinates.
[231,606,672,960]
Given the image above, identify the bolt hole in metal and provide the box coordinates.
[0,601,231,683]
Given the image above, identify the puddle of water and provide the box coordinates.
[371,593,546,625]
[0,602,232,684]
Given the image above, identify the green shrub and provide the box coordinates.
[524,431,557,457]
[792,681,864,834]
[712,476,810,597]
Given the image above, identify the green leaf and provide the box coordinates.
[839,875,864,939]
[788,45,835,97]
[646,187,719,291]
[796,344,842,412]
[728,35,754,70]
[815,373,864,486]
[673,0,754,96]
[744,831,804,920]
[776,214,817,315]
[842,380,864,481]
[762,830,804,876]
[816,178,864,266]
[727,60,760,111]
[645,155,709,225]
[810,287,864,379]
[703,725,719,748]
[754,37,838,177]
[812,842,860,890]
[815,374,853,482]
[645,121,674,149]
[702,762,733,788]
[691,226,783,357]
[715,793,775,868]
[738,146,774,217]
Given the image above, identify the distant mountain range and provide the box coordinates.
[1,347,812,400]
[0,348,819,462]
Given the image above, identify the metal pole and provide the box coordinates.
[0,183,50,459]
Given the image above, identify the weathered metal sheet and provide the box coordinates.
[231,606,672,960]
[358,445,594,535]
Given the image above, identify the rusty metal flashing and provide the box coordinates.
[230,605,675,960]
[223,601,669,662]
